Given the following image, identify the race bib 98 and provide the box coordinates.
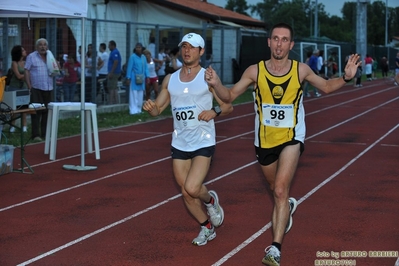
[262,103,294,128]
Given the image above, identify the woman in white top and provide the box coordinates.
[143,49,159,100]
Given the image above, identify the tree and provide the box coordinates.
[225,0,250,16]
[246,0,394,45]
[249,0,282,28]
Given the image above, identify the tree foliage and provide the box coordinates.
[225,0,398,45]
[225,0,250,16]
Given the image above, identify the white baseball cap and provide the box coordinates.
[178,33,205,48]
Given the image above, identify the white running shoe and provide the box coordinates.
[262,245,281,266]
[285,197,298,233]
[192,226,216,246]
[205,190,224,227]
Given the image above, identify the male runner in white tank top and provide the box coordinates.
[143,33,233,246]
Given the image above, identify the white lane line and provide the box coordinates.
[16,161,257,266]
[28,113,253,168]
[212,123,399,266]
[4,96,399,214]
[25,88,397,168]
[0,131,254,213]
[33,86,396,167]
[12,93,399,264]
[306,96,399,140]
[16,119,399,264]
[307,87,395,115]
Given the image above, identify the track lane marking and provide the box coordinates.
[212,123,399,265]
[16,161,257,266]
[8,86,399,264]
[0,131,253,212]
[24,86,397,168]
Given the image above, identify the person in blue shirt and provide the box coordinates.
[126,43,149,114]
[107,40,122,104]
[306,49,322,97]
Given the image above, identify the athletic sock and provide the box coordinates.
[272,242,281,252]
[205,196,214,205]
[200,220,213,229]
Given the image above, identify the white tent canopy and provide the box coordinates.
[1,0,94,171]
[0,0,87,18]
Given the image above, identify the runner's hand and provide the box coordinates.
[205,65,221,88]
[343,54,361,79]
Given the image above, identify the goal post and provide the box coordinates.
[299,42,318,63]
[324,44,342,77]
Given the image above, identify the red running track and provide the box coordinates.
[0,79,398,266]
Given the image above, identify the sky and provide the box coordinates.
[207,0,397,18]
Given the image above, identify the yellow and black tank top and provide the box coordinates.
[253,60,305,149]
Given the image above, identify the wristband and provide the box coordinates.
[342,73,352,83]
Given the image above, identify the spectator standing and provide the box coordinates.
[317,50,327,79]
[395,52,399,76]
[156,45,169,86]
[126,43,148,114]
[84,44,100,102]
[107,40,122,104]
[143,49,159,100]
[380,56,389,77]
[326,57,335,79]
[25,38,54,141]
[364,54,373,81]
[57,52,65,69]
[8,45,28,133]
[205,22,360,265]
[147,36,156,60]
[62,54,80,102]
[307,49,322,97]
[372,57,378,80]
[143,32,232,246]
[354,54,363,87]
[302,51,313,97]
[97,43,109,82]
[97,43,109,102]
[327,52,338,78]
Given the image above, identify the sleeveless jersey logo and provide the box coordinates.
[272,86,284,99]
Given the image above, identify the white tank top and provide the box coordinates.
[168,68,216,151]
[147,58,157,78]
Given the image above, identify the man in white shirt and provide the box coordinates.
[143,33,233,247]
[97,43,109,102]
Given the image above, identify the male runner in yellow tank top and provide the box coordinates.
[205,22,360,266]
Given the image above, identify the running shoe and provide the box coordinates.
[262,245,281,266]
[205,190,224,227]
[315,92,322,97]
[192,226,216,246]
[285,197,298,234]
